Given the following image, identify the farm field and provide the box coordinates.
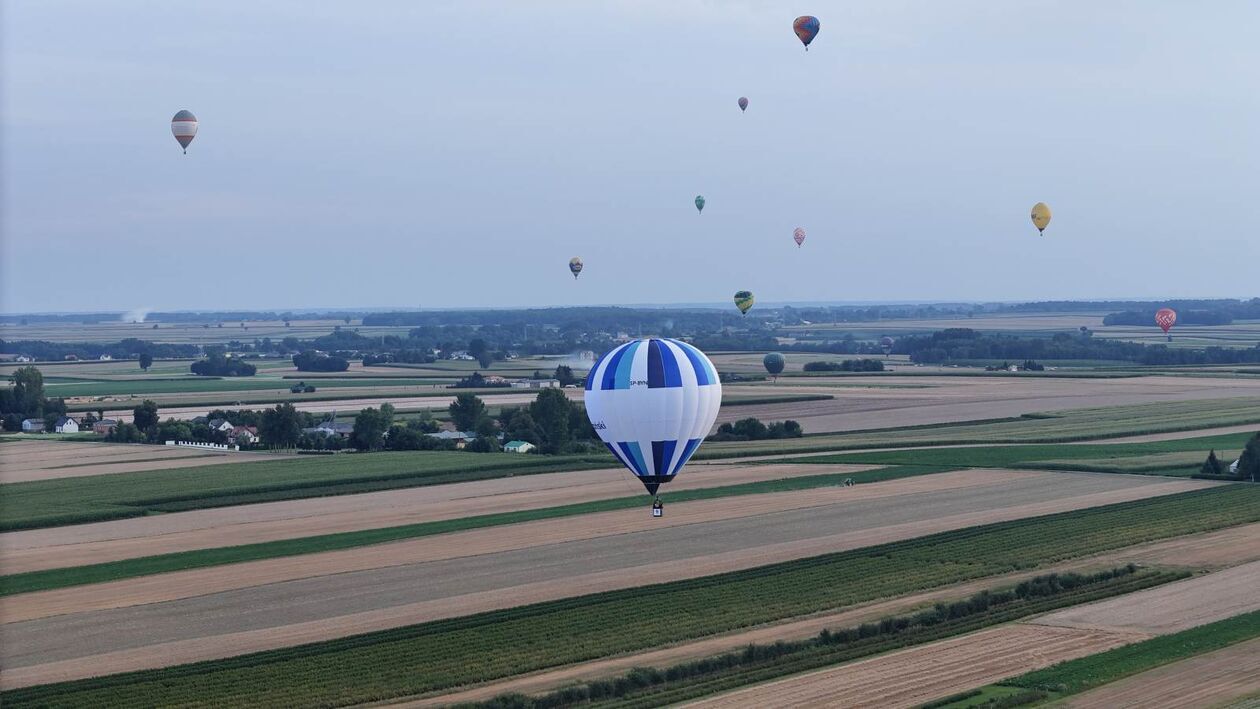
[0,472,1234,690]
[0,439,288,483]
[1060,636,1260,708]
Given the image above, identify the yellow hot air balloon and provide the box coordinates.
[1030,202,1052,235]
[734,290,755,315]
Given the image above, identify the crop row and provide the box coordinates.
[5,486,1258,708]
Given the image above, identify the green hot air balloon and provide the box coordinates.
[734,290,754,315]
[763,352,785,380]
[695,195,706,214]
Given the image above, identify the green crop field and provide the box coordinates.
[7,486,1257,708]
[773,431,1252,476]
[44,377,444,397]
[0,464,952,596]
[697,398,1260,458]
[0,452,610,531]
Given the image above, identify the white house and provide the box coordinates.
[1231,459,1241,474]
[510,379,560,390]
[54,416,79,433]
[14,355,34,363]
[206,418,235,433]
[503,440,535,454]
[98,354,113,361]
[21,418,45,433]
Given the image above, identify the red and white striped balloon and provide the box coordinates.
[171,110,198,154]
[793,227,806,248]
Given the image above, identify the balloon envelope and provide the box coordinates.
[695,195,705,213]
[584,338,722,495]
[1030,202,1052,234]
[738,97,749,112]
[734,290,755,315]
[793,227,806,247]
[763,352,785,375]
[171,110,198,153]
[569,257,583,279]
[1156,308,1177,333]
[793,16,820,48]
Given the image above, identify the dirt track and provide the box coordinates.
[0,439,284,483]
[0,462,874,573]
[683,625,1144,709]
[1064,636,1260,708]
[0,471,1215,688]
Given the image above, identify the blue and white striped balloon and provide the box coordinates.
[584,338,722,495]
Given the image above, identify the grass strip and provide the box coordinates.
[0,452,613,532]
[0,465,951,596]
[470,567,1184,708]
[755,432,1253,475]
[5,486,1258,708]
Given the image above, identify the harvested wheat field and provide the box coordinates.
[714,375,1260,434]
[1063,636,1260,709]
[0,471,1215,687]
[0,439,284,483]
[0,461,874,573]
[411,521,1260,707]
[1034,559,1260,635]
[684,625,1144,709]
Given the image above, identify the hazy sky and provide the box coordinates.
[3,1,1257,313]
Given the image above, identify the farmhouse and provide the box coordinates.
[503,440,535,453]
[14,354,35,363]
[229,425,259,445]
[21,418,45,433]
[207,418,234,433]
[93,418,120,435]
[304,422,354,438]
[98,354,113,361]
[54,416,79,433]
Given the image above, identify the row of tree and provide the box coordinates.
[803,359,885,372]
[899,329,1260,366]
[0,367,68,430]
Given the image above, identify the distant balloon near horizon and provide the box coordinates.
[880,336,895,356]
[793,16,820,50]
[569,257,583,279]
[1030,202,1052,235]
[734,290,754,315]
[763,352,785,379]
[1156,308,1177,340]
[583,338,722,497]
[171,110,198,154]
[695,195,705,214]
[738,96,749,112]
[793,227,806,248]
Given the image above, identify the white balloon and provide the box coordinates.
[584,338,722,495]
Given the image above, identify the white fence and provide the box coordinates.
[165,440,240,452]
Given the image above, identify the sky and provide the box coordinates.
[2,1,1257,313]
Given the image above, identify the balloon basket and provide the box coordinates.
[652,507,663,518]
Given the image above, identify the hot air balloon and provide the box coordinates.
[763,352,785,380]
[880,336,895,357]
[171,110,198,154]
[584,338,722,503]
[1030,202,1052,235]
[569,257,583,279]
[793,227,806,248]
[695,195,706,214]
[734,290,754,315]
[1156,308,1177,341]
[738,97,749,112]
[793,16,820,50]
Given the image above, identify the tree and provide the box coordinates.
[133,400,159,431]
[554,365,579,387]
[1238,433,1260,482]
[449,393,486,432]
[469,338,492,369]
[1201,450,1223,476]
[259,403,303,448]
[351,404,395,450]
[157,419,193,442]
[293,350,349,372]
[465,436,500,453]
[506,410,541,444]
[138,353,153,371]
[474,414,499,439]
[8,366,45,417]
[529,388,573,454]
[106,422,145,443]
